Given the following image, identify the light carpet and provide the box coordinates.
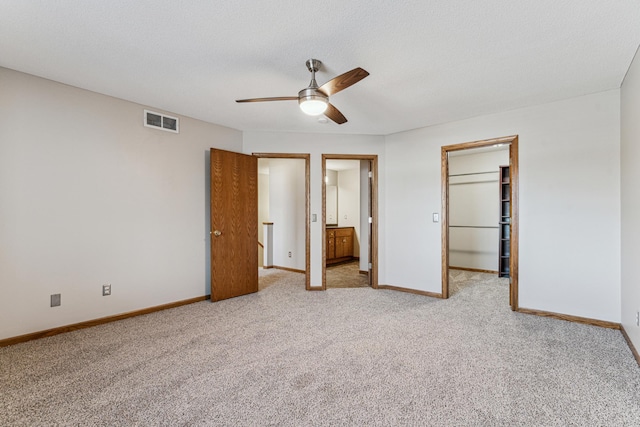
[1,270,639,426]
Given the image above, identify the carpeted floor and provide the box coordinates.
[2,270,640,426]
[326,260,369,288]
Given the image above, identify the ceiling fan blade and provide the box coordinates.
[236,96,298,103]
[318,67,369,96]
[325,103,347,125]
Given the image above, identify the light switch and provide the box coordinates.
[433,213,439,223]
[312,214,317,222]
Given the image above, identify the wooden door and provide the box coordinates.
[210,148,258,301]
[335,237,345,259]
[366,161,373,285]
[327,230,336,261]
[344,235,353,257]
[336,235,352,258]
[334,228,352,259]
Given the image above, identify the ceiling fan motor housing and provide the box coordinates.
[306,59,321,73]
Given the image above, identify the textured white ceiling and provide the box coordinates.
[1,1,639,135]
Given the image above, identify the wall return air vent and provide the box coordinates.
[144,109,179,133]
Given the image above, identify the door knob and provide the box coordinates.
[213,230,222,237]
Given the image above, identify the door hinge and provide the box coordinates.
[368,262,372,269]
[368,171,373,178]
[368,217,372,224]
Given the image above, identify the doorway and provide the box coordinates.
[322,154,378,290]
[254,153,311,289]
[441,136,519,310]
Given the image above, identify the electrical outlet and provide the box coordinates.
[288,251,292,258]
[102,284,111,296]
[50,294,61,307]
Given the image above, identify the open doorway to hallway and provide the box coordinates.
[255,154,310,290]
[322,154,378,290]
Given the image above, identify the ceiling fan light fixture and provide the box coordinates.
[298,87,328,116]
[299,97,328,116]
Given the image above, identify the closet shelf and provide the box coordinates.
[499,165,511,278]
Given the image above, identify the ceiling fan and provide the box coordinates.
[236,59,369,125]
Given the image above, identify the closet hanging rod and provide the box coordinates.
[449,180,498,185]
[449,225,499,229]
[449,171,498,177]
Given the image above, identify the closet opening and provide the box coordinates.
[441,136,519,310]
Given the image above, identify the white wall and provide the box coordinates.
[448,149,510,175]
[243,132,385,287]
[386,90,621,322]
[1,66,627,340]
[0,67,243,340]
[268,158,306,270]
[449,149,509,271]
[326,169,338,186]
[621,46,640,348]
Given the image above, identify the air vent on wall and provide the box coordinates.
[144,109,179,133]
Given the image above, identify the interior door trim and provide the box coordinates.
[322,154,378,290]
[441,135,519,310]
[253,153,311,290]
